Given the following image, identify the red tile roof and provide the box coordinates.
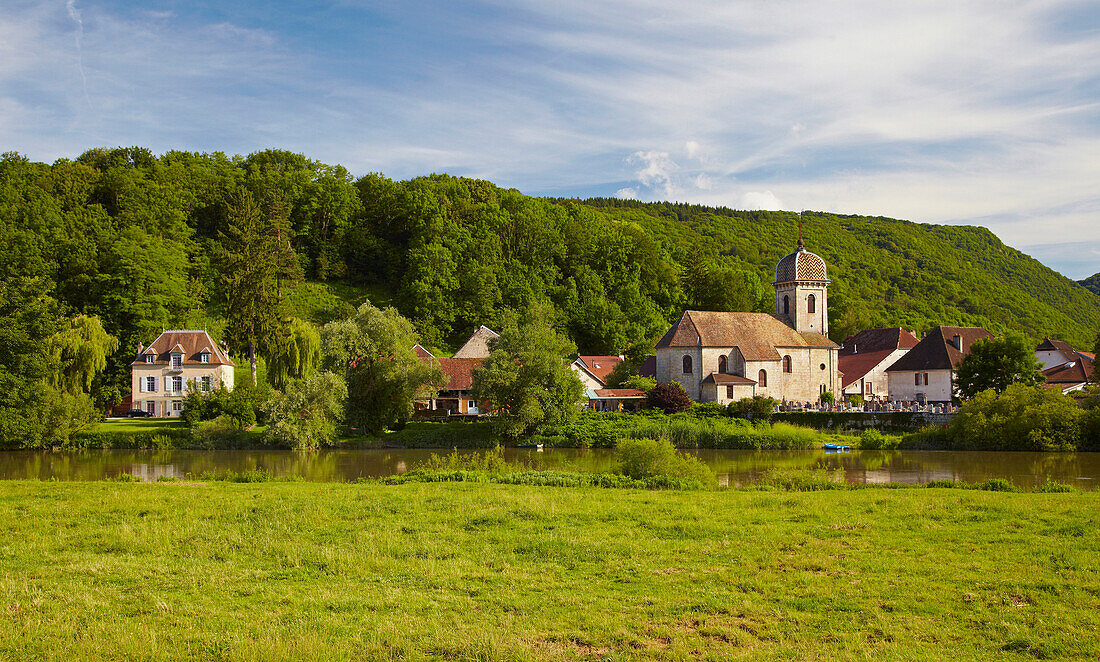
[656,311,837,360]
[838,328,920,387]
[131,331,234,367]
[1042,354,1094,385]
[885,326,992,372]
[592,388,647,399]
[413,344,435,360]
[438,357,484,391]
[574,355,623,385]
[1036,337,1076,356]
[700,372,757,385]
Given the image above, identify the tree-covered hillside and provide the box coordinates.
[2,147,1098,403]
[1081,273,1100,296]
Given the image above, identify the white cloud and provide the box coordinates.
[685,140,700,158]
[693,173,712,191]
[615,187,637,199]
[740,191,784,211]
[627,150,678,197]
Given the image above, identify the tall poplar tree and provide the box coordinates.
[215,190,301,386]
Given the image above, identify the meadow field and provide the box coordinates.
[0,481,1096,661]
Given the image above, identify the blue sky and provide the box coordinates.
[3,0,1099,278]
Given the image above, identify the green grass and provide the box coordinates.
[95,418,187,434]
[0,482,1096,660]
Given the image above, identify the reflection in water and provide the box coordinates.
[0,449,1096,490]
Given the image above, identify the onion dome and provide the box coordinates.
[775,247,828,283]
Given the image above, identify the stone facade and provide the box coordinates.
[654,238,840,405]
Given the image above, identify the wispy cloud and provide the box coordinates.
[1,0,1098,277]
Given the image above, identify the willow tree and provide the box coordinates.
[215,190,301,386]
[266,317,322,390]
[321,302,444,434]
[45,315,119,394]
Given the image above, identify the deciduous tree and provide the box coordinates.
[955,333,1044,400]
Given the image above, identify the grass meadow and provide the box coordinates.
[0,481,1096,660]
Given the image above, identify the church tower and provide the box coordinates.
[774,218,829,336]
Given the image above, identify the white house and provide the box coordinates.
[884,326,992,403]
[839,327,919,400]
[131,330,234,418]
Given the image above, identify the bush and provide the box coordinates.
[947,384,1082,451]
[1080,408,1100,452]
[972,478,1019,492]
[753,468,846,491]
[858,428,898,450]
[190,415,247,449]
[262,372,347,449]
[728,396,777,422]
[899,424,949,450]
[691,401,727,418]
[845,394,865,407]
[647,382,692,414]
[1034,478,1076,493]
[615,437,715,488]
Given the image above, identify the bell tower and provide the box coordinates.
[774,216,829,335]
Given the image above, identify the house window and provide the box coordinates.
[808,294,816,314]
[145,400,156,415]
[172,376,182,393]
[172,353,182,368]
[201,353,210,363]
[923,373,929,386]
[718,355,727,374]
[783,295,790,315]
[146,376,157,392]
[682,355,693,374]
[782,355,792,373]
[201,376,211,392]
[726,385,734,398]
[915,373,921,386]
[172,401,183,412]
[145,354,155,364]
[758,370,767,387]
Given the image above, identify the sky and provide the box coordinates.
[2,1,1099,279]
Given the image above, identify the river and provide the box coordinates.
[0,448,1097,490]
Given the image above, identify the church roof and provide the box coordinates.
[655,311,838,360]
[885,326,992,372]
[775,247,828,283]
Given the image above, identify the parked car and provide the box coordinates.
[124,409,153,418]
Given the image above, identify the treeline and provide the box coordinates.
[2,147,1099,412]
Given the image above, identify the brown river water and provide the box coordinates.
[0,449,1097,490]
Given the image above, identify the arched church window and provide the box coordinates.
[783,295,790,315]
[718,355,727,374]
[758,369,768,387]
[783,356,792,373]
[683,355,692,374]
[807,294,816,314]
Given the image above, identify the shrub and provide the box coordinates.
[262,372,347,449]
[647,382,692,414]
[858,428,898,450]
[972,478,1019,492]
[899,424,949,450]
[1034,478,1076,493]
[728,396,777,422]
[615,437,715,488]
[1080,408,1100,452]
[620,374,657,392]
[947,384,1082,451]
[819,391,835,406]
[754,468,846,491]
[190,415,247,449]
[691,401,727,418]
[845,394,865,407]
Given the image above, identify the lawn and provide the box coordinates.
[96,418,187,434]
[0,482,1096,660]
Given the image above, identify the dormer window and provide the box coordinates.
[171,353,183,369]
[200,352,210,364]
[144,354,155,364]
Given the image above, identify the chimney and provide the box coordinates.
[952,334,962,350]
[137,343,144,355]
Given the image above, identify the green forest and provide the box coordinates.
[2,147,1098,441]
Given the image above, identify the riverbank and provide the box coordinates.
[0,481,1096,660]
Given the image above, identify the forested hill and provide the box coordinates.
[2,148,1098,397]
[1081,273,1100,296]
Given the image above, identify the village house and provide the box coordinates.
[1035,338,1095,394]
[413,327,501,416]
[131,330,234,418]
[569,355,646,410]
[655,234,841,404]
[839,328,919,400]
[884,326,992,403]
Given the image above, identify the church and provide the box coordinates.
[655,233,841,404]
